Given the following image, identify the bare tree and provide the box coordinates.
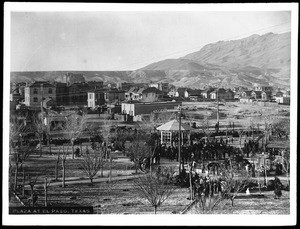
[59,145,69,188]
[134,167,176,214]
[44,177,51,207]
[27,173,39,207]
[32,114,45,157]
[10,145,33,191]
[54,148,60,181]
[64,113,87,159]
[281,148,290,189]
[219,159,250,207]
[79,147,102,185]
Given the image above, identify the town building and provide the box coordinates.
[149,82,169,95]
[261,91,272,101]
[141,87,163,102]
[121,101,181,122]
[104,89,125,104]
[210,88,234,100]
[175,88,188,98]
[251,91,263,100]
[125,87,144,101]
[24,81,56,107]
[63,72,85,86]
[275,91,290,104]
[254,85,273,92]
[184,89,202,101]
[68,82,90,106]
[201,88,214,99]
[87,90,105,109]
[53,82,69,106]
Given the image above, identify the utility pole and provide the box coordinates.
[178,105,182,174]
[216,88,219,124]
[40,83,44,144]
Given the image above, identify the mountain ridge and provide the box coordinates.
[10,32,291,89]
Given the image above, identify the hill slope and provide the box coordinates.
[10,32,291,89]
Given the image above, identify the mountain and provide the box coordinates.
[132,32,291,89]
[10,32,291,89]
[10,71,133,84]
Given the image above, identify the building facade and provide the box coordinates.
[24,81,56,107]
[87,90,105,109]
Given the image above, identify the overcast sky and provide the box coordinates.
[10,4,292,72]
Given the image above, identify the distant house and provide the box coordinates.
[251,91,263,100]
[87,90,105,109]
[149,82,169,94]
[104,89,125,104]
[68,82,90,106]
[168,88,177,97]
[240,90,253,98]
[275,91,290,104]
[53,82,69,106]
[141,87,163,102]
[10,89,21,102]
[201,88,214,99]
[24,81,56,107]
[210,88,234,100]
[125,87,144,101]
[175,88,188,98]
[261,91,272,101]
[42,98,56,109]
[63,72,85,86]
[255,85,273,92]
[184,89,202,101]
[87,81,104,90]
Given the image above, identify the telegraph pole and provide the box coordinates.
[40,83,44,144]
[178,105,182,173]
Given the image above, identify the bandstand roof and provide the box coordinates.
[156,119,193,131]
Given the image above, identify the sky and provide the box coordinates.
[9,4,292,72]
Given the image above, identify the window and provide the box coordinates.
[48,88,53,94]
[33,88,38,94]
[33,97,38,102]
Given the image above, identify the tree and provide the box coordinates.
[281,148,290,189]
[128,139,150,174]
[79,147,102,185]
[272,118,290,140]
[27,173,39,207]
[32,114,45,157]
[44,177,51,207]
[58,145,69,188]
[134,167,176,214]
[64,113,87,159]
[219,159,250,207]
[10,144,34,191]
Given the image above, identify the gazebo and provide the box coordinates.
[156,119,193,145]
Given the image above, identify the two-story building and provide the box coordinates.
[141,87,163,102]
[53,82,69,106]
[24,81,56,107]
[68,82,90,106]
[104,89,125,104]
[87,90,105,109]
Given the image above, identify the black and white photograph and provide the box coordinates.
[3,2,298,226]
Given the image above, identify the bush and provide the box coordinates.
[267,177,283,191]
